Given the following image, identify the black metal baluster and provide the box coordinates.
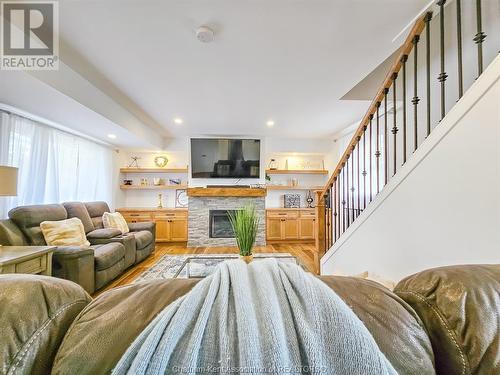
[369,114,373,202]
[342,167,346,233]
[356,140,360,216]
[412,35,420,151]
[375,103,381,194]
[324,189,329,249]
[346,160,350,227]
[333,180,337,242]
[392,73,398,176]
[425,12,432,137]
[401,55,408,163]
[329,186,333,248]
[437,0,448,120]
[337,177,341,237]
[474,0,486,76]
[384,89,389,186]
[362,126,367,209]
[457,0,464,98]
[350,148,355,221]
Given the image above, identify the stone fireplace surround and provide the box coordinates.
[187,196,266,247]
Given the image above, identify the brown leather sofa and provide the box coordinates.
[0,202,156,294]
[1,264,498,375]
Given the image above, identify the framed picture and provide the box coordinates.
[284,194,300,208]
[175,189,188,208]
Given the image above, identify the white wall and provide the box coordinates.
[321,55,500,282]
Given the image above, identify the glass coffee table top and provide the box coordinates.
[174,253,300,279]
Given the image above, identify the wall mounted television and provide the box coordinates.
[190,138,261,179]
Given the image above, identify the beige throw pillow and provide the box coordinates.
[40,218,90,247]
[102,212,129,234]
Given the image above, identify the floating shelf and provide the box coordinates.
[265,169,328,175]
[266,185,324,191]
[120,167,188,174]
[187,187,267,197]
[120,184,188,190]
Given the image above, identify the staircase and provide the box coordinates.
[314,0,500,275]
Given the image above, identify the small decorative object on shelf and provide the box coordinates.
[290,178,299,187]
[140,178,148,186]
[268,159,278,170]
[128,156,141,168]
[175,189,188,208]
[153,178,165,186]
[123,179,133,186]
[157,193,163,208]
[306,190,314,208]
[154,155,169,168]
[284,194,300,208]
[284,159,289,170]
[265,173,271,182]
[169,178,181,185]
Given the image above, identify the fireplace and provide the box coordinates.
[209,210,238,238]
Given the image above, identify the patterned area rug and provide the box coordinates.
[134,253,296,283]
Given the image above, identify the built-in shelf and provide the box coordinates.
[266,185,324,191]
[120,184,188,190]
[120,167,188,174]
[265,169,328,175]
[187,187,267,197]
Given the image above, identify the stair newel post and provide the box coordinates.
[425,12,432,137]
[412,34,420,150]
[362,126,367,210]
[456,0,464,98]
[474,0,486,76]
[437,0,447,121]
[401,55,408,163]
[375,103,381,195]
[392,73,399,176]
[384,88,389,186]
[315,190,326,274]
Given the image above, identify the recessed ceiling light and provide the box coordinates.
[107,134,117,139]
[266,120,275,127]
[174,118,183,125]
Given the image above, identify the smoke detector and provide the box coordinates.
[196,26,215,43]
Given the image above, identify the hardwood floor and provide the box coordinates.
[94,243,317,297]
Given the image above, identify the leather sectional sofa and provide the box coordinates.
[0,202,155,294]
[0,264,498,374]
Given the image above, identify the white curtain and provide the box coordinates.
[0,111,113,219]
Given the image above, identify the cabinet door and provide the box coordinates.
[266,217,283,240]
[283,218,299,240]
[155,220,170,242]
[169,219,188,241]
[299,218,315,240]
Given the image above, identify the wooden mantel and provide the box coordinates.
[187,187,267,197]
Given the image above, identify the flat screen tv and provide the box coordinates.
[190,138,261,178]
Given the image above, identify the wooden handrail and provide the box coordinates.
[320,13,430,199]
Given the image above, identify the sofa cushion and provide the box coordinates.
[87,228,122,240]
[103,212,129,234]
[8,204,67,246]
[395,264,500,375]
[0,274,91,375]
[93,243,125,271]
[133,230,153,249]
[0,219,28,246]
[40,218,90,247]
[63,202,95,234]
[84,202,110,229]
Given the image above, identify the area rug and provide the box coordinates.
[133,253,296,283]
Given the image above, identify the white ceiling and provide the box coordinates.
[56,0,429,141]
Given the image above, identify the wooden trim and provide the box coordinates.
[116,207,188,212]
[320,13,429,198]
[187,187,267,197]
[120,167,188,174]
[314,190,326,274]
[266,185,324,191]
[266,169,328,175]
[120,184,188,190]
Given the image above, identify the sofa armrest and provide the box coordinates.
[52,246,95,294]
[87,228,122,240]
[128,221,155,233]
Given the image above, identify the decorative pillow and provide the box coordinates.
[355,271,396,291]
[102,212,129,234]
[40,218,90,247]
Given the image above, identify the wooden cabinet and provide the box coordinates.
[117,209,188,242]
[266,209,315,242]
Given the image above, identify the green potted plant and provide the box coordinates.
[228,205,259,263]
